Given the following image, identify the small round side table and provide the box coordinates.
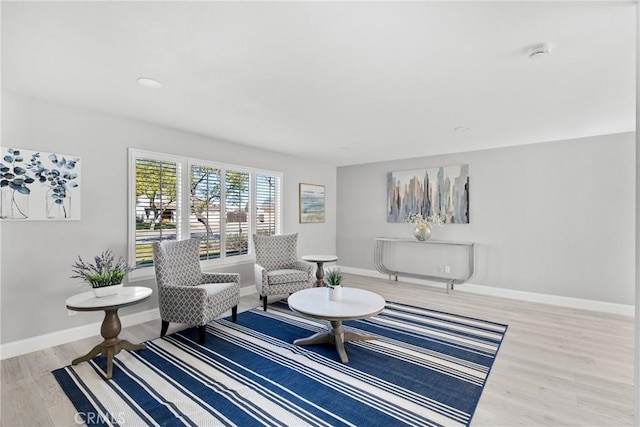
[301,254,338,287]
[66,286,152,379]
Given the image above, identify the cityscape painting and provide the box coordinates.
[387,164,469,224]
[299,183,325,223]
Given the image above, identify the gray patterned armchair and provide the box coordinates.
[253,233,315,311]
[152,238,240,344]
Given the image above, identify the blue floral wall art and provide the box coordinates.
[1,147,81,221]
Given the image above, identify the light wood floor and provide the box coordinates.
[1,273,634,426]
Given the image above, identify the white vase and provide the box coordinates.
[93,284,123,298]
[413,225,432,241]
[328,286,342,301]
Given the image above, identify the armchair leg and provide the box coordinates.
[198,325,206,344]
[161,320,169,337]
[263,296,268,311]
[232,305,238,322]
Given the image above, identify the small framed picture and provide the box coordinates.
[299,183,325,223]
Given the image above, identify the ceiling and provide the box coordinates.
[2,1,636,166]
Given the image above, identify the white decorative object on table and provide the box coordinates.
[329,286,342,301]
[413,225,432,241]
[404,212,444,241]
[70,249,134,297]
[324,267,344,301]
[92,283,123,297]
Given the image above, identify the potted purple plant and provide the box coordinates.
[71,250,134,297]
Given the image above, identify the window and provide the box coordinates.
[255,174,279,236]
[132,155,181,268]
[129,149,281,277]
[224,169,250,258]
[189,165,222,260]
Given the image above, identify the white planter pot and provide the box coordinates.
[328,286,342,301]
[93,284,123,298]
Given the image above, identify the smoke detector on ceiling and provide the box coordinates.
[527,43,553,59]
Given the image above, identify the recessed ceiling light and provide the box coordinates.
[137,77,162,88]
[454,126,470,132]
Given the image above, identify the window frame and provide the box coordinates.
[128,148,282,281]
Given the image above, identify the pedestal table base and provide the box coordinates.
[71,307,146,379]
[293,320,377,363]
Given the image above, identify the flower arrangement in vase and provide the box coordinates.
[71,250,134,297]
[404,212,445,241]
[324,267,344,301]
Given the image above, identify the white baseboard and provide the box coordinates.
[3,273,630,361]
[339,266,634,317]
[241,285,257,297]
[1,287,258,361]
[0,308,160,361]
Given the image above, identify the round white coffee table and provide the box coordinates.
[301,254,338,287]
[288,287,385,363]
[66,286,152,379]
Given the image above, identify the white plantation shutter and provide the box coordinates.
[255,174,280,236]
[224,170,249,258]
[133,156,180,268]
[190,165,222,260]
[129,149,282,275]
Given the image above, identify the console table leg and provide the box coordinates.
[446,281,455,293]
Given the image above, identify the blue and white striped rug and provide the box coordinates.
[53,300,507,426]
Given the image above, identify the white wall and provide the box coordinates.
[0,92,337,344]
[337,132,635,305]
[2,91,633,348]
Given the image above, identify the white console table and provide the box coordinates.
[374,237,475,292]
